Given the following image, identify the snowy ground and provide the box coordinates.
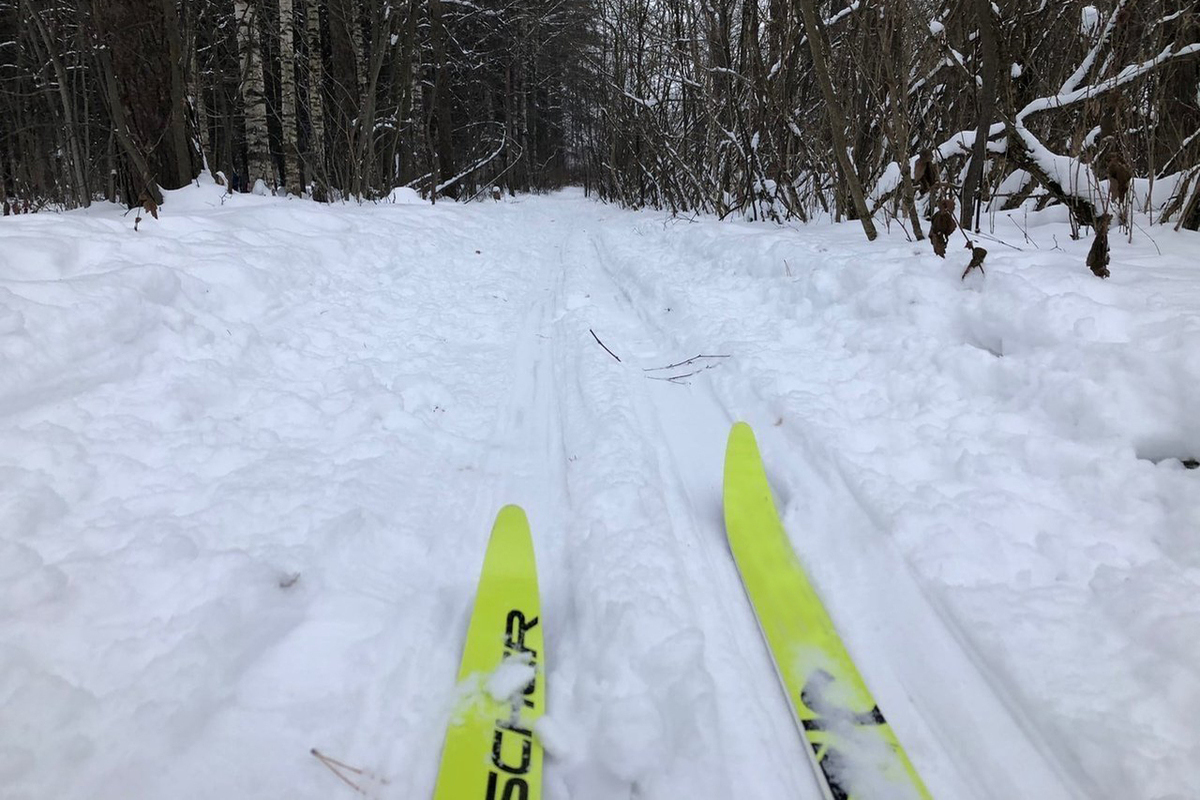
[1,182,1198,800]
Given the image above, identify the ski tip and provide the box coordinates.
[727,421,759,454]
[493,504,529,527]
[724,423,766,502]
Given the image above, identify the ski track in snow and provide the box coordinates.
[1,183,1198,799]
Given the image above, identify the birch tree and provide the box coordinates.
[236,0,272,191]
[279,0,301,195]
[304,0,326,196]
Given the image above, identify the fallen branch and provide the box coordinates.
[969,229,1025,251]
[589,329,621,362]
[311,749,366,795]
[647,371,700,384]
[435,124,507,197]
[643,354,730,372]
[646,361,726,384]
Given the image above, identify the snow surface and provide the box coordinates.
[1,184,1198,799]
[486,655,536,703]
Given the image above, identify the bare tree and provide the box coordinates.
[795,0,876,238]
[1,0,1196,235]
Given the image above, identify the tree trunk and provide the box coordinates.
[794,0,877,240]
[351,4,391,198]
[427,0,457,197]
[161,0,193,187]
[881,0,922,239]
[328,0,361,193]
[279,0,301,195]
[27,7,90,207]
[236,0,273,190]
[390,0,418,185]
[213,71,235,189]
[349,0,364,100]
[95,42,163,206]
[961,0,1000,230]
[305,0,326,196]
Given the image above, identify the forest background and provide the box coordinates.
[2,0,1198,239]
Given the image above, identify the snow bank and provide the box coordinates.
[385,186,426,204]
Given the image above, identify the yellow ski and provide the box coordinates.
[723,423,931,800]
[433,505,544,800]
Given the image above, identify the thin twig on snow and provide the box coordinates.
[643,354,730,372]
[589,329,622,362]
[311,749,366,795]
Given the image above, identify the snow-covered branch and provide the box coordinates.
[1021,41,1200,122]
[436,129,507,195]
[1008,38,1200,225]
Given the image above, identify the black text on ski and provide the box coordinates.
[485,609,539,800]
[800,669,888,800]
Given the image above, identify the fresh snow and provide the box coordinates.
[1,183,1198,800]
[485,656,536,704]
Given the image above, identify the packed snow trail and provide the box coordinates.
[1,183,1197,799]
